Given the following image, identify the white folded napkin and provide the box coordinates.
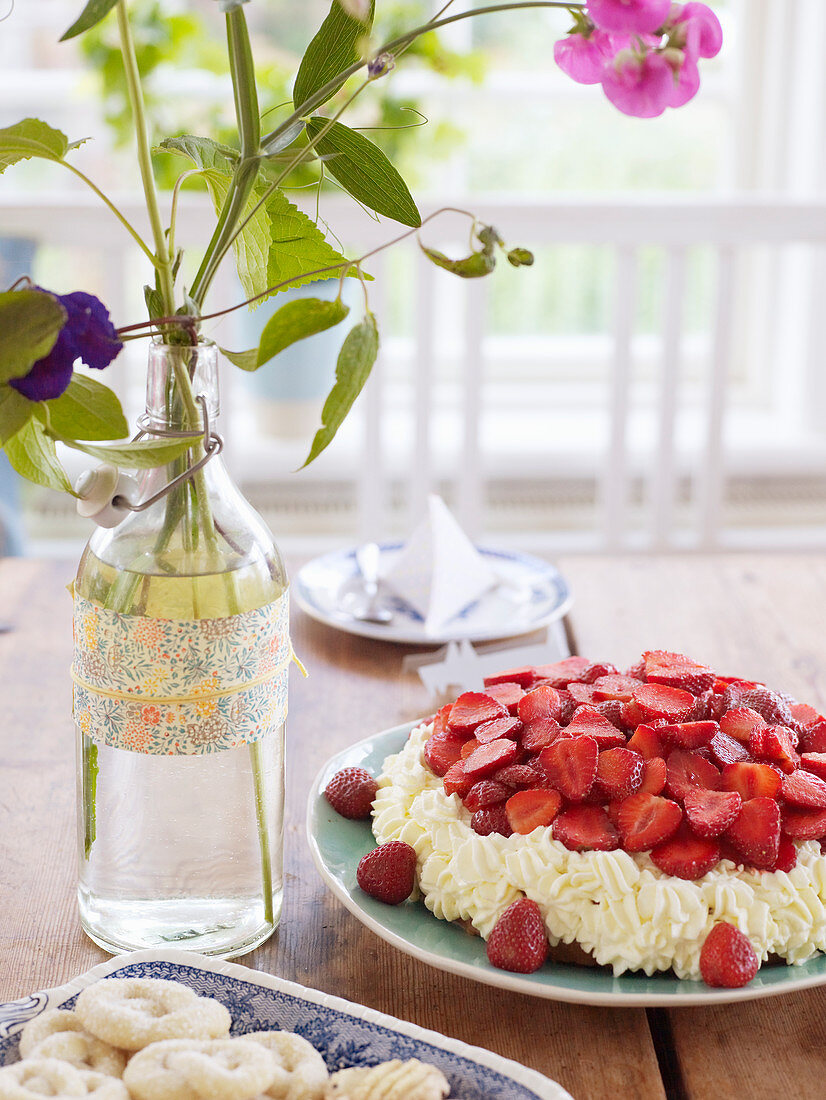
[381,495,498,635]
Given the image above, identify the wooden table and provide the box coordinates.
[2,554,826,1098]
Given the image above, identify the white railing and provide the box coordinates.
[2,191,826,554]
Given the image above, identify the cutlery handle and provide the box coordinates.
[356,542,381,594]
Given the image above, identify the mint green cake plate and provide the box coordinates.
[307,722,826,1007]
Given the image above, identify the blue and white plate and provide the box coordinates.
[0,951,571,1099]
[294,543,572,644]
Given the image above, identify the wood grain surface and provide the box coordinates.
[2,554,826,1098]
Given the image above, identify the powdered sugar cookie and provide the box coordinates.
[237,1032,328,1099]
[75,1071,130,1099]
[123,1039,274,1100]
[75,980,230,1052]
[323,1059,450,1100]
[19,1011,85,1059]
[0,1056,87,1098]
[27,1034,127,1079]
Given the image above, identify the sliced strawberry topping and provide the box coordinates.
[533,656,592,687]
[471,804,513,836]
[517,683,562,724]
[799,719,826,754]
[800,752,826,780]
[460,738,481,759]
[567,682,598,705]
[484,666,538,689]
[707,730,751,768]
[734,686,794,728]
[464,780,510,813]
[591,674,641,702]
[772,835,798,873]
[626,683,696,726]
[790,702,822,728]
[749,725,799,774]
[643,650,716,693]
[699,923,759,988]
[781,806,826,841]
[627,724,666,760]
[664,748,720,803]
[579,661,620,684]
[640,756,667,795]
[726,796,781,869]
[589,699,628,730]
[595,747,644,799]
[781,769,826,810]
[658,720,719,749]
[538,735,599,801]
[521,717,564,752]
[557,690,577,725]
[432,703,453,737]
[552,805,620,852]
[617,792,682,852]
[442,761,473,798]
[720,761,782,801]
[424,729,466,777]
[506,789,564,834]
[683,788,742,839]
[474,716,522,744]
[650,826,721,879]
[484,681,525,714]
[463,738,520,780]
[448,692,509,735]
[566,706,627,748]
[494,762,549,788]
[721,704,765,748]
[486,898,549,973]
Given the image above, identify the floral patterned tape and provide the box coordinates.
[71,592,290,755]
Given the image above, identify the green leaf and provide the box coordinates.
[46,375,129,442]
[60,0,118,41]
[301,312,378,467]
[306,119,420,227]
[293,0,375,112]
[0,387,34,445]
[0,119,71,174]
[5,418,74,494]
[159,135,239,171]
[223,297,350,372]
[0,290,66,382]
[420,243,496,279]
[55,434,196,469]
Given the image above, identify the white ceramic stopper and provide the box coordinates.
[75,463,140,528]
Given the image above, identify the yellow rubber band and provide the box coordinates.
[70,655,290,706]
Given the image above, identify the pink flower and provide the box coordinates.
[673,2,723,59]
[587,0,672,35]
[665,49,700,107]
[553,28,616,85]
[601,48,675,117]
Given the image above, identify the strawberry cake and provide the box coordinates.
[369,651,826,981]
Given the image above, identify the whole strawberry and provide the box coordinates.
[356,841,417,904]
[486,898,549,973]
[699,922,759,988]
[325,767,379,820]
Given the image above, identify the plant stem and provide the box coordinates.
[115,0,175,314]
[61,163,156,263]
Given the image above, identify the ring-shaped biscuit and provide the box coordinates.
[237,1033,328,1100]
[171,1039,275,1100]
[19,1011,85,1059]
[75,1071,130,1099]
[75,980,230,1052]
[323,1059,450,1100]
[0,1056,87,1099]
[28,1034,127,1080]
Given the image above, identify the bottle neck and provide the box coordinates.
[145,341,220,432]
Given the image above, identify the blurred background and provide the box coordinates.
[2,0,825,558]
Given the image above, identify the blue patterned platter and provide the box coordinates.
[0,951,570,1099]
[308,723,826,1007]
[294,543,572,644]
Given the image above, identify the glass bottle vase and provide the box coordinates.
[72,342,287,958]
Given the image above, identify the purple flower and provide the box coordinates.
[10,289,122,402]
[665,49,701,107]
[587,0,672,35]
[553,28,616,86]
[601,48,675,118]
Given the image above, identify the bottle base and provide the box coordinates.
[77,890,282,959]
